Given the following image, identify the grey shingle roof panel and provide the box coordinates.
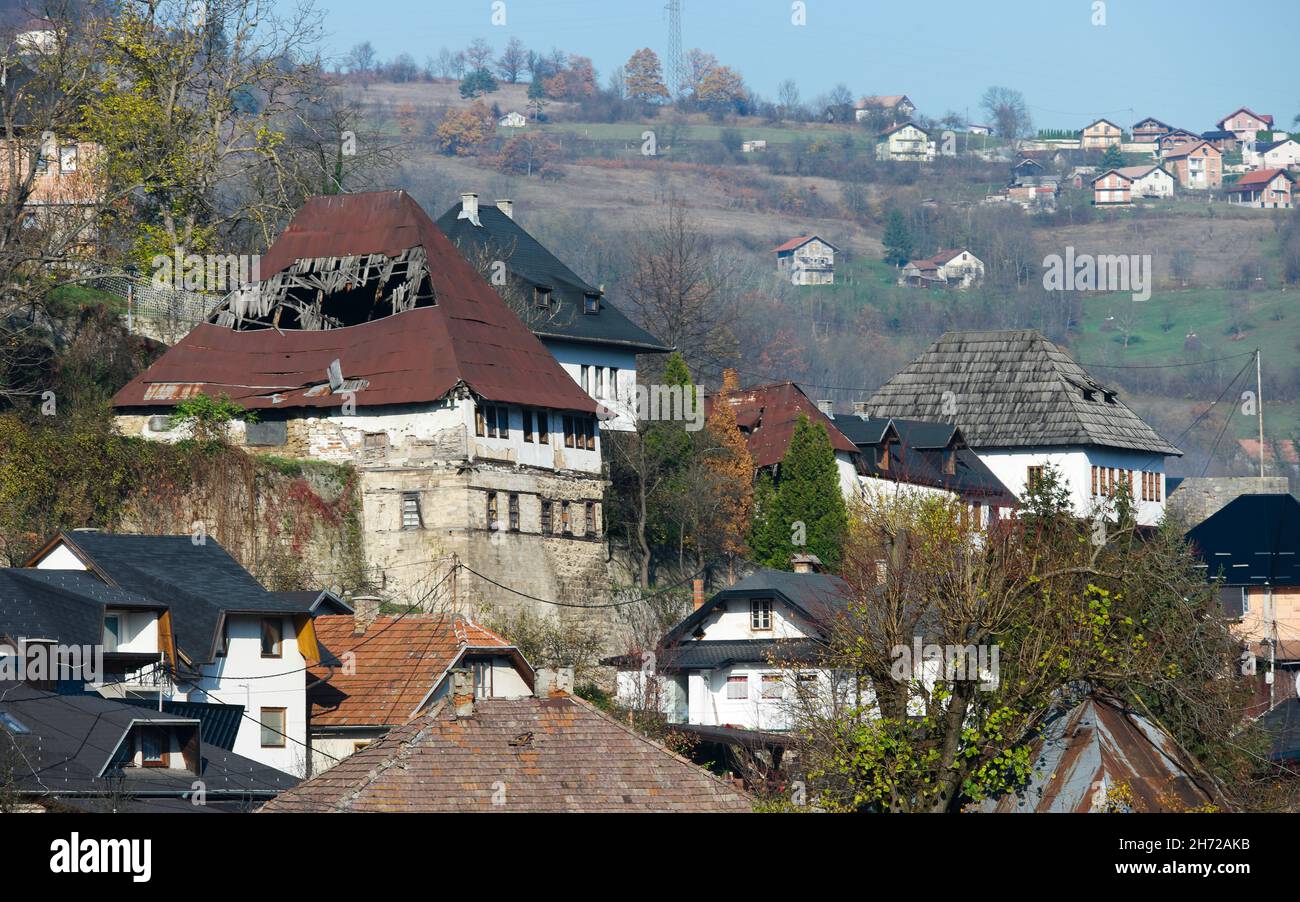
[0,569,165,646]
[864,330,1182,455]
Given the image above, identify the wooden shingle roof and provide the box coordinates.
[864,330,1182,455]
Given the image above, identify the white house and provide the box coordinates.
[772,235,838,285]
[864,330,1182,526]
[875,122,935,162]
[436,193,672,431]
[498,111,527,128]
[22,530,349,777]
[1245,138,1300,170]
[898,248,985,288]
[1122,164,1175,198]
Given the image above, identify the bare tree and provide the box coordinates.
[981,85,1033,148]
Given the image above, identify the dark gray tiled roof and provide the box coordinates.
[864,330,1182,455]
[51,532,318,665]
[0,681,296,800]
[1185,494,1300,586]
[668,638,825,669]
[435,201,671,353]
[663,568,850,646]
[0,568,165,646]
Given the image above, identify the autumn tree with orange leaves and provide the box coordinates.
[704,369,755,564]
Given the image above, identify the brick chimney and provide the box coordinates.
[495,198,513,219]
[791,553,823,574]
[351,596,382,636]
[852,401,870,417]
[451,667,474,717]
[692,578,706,610]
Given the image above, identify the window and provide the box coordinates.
[0,712,29,734]
[944,449,956,476]
[541,499,554,535]
[508,494,520,531]
[475,405,486,437]
[497,405,509,437]
[583,294,599,314]
[140,727,166,766]
[751,598,773,630]
[584,501,595,536]
[583,417,596,451]
[523,409,534,442]
[878,440,891,471]
[487,492,499,531]
[561,501,572,535]
[610,368,619,400]
[103,614,121,653]
[535,287,551,308]
[726,675,749,700]
[1155,472,1162,502]
[580,366,590,394]
[563,415,575,448]
[761,674,785,700]
[478,404,508,438]
[260,708,286,748]
[261,618,283,658]
[1241,587,1251,616]
[537,411,549,444]
[401,492,423,530]
[246,419,288,447]
[472,659,494,698]
[1026,466,1044,490]
[1091,465,1099,497]
[594,367,604,398]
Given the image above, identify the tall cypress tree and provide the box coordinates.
[757,414,849,570]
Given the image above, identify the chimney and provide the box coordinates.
[459,191,480,226]
[852,401,870,417]
[451,667,474,717]
[495,198,513,219]
[533,668,555,697]
[791,553,823,574]
[351,595,382,636]
[692,578,706,610]
[532,667,574,697]
[817,399,835,417]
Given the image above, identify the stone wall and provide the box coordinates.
[1166,476,1292,526]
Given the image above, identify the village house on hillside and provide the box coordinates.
[1092,165,1175,205]
[12,530,350,775]
[306,606,533,775]
[112,191,613,628]
[854,94,915,125]
[1161,140,1222,190]
[435,193,671,431]
[1218,107,1274,143]
[864,330,1182,526]
[773,235,838,285]
[1245,137,1300,171]
[1081,118,1123,150]
[899,248,985,288]
[261,667,753,813]
[1226,168,1296,209]
[498,111,526,128]
[1200,129,1241,154]
[875,122,935,162]
[1131,117,1173,145]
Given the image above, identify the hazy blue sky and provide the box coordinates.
[298,0,1295,131]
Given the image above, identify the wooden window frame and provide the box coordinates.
[508,494,520,532]
[538,411,549,444]
[496,405,509,438]
[487,491,499,531]
[260,707,287,749]
[541,499,553,536]
[261,618,283,659]
[401,492,424,530]
[584,501,595,536]
[561,501,572,535]
[751,598,773,631]
[523,409,533,443]
[563,415,575,448]
[726,675,749,700]
[140,726,168,767]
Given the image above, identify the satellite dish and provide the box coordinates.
[1293,669,1300,699]
[326,359,343,393]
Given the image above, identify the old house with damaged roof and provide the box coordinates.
[434,193,672,431]
[864,330,1182,526]
[112,191,614,630]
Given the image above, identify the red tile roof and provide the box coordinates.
[772,234,837,253]
[706,382,857,469]
[1217,107,1274,129]
[113,191,597,414]
[1227,168,1292,191]
[261,694,754,812]
[308,614,527,728]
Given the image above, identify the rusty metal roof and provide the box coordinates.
[114,191,597,414]
[973,693,1219,813]
[706,382,858,469]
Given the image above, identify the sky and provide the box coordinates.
[294,0,1296,132]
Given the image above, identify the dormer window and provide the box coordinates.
[751,598,773,630]
[944,449,957,476]
[583,294,599,314]
[140,727,167,767]
[878,439,893,472]
[535,287,552,308]
[103,614,122,653]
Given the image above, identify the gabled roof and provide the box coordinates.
[1185,494,1300,586]
[1091,168,1133,186]
[1132,117,1171,130]
[1217,107,1273,128]
[972,693,1218,812]
[1083,118,1122,131]
[667,638,826,669]
[260,694,752,812]
[308,614,531,728]
[113,191,597,415]
[1255,138,1300,153]
[25,532,318,666]
[705,382,858,469]
[662,568,851,646]
[1116,164,1167,180]
[1201,130,1237,140]
[0,681,297,800]
[772,234,838,254]
[1162,140,1219,159]
[863,330,1182,455]
[856,94,911,110]
[1227,168,1295,191]
[434,199,671,353]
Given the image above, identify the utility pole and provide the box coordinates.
[664,0,684,100]
[1256,348,1265,478]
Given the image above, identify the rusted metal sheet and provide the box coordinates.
[113,191,597,415]
[973,693,1218,813]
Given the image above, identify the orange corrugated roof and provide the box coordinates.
[308,614,515,728]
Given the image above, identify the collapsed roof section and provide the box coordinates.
[114,191,598,415]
